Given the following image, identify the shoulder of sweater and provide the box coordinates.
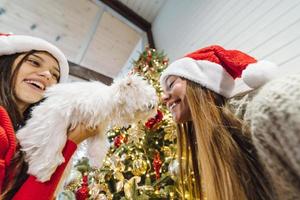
[247,74,300,113]
[229,74,300,118]
[241,74,300,153]
[245,74,300,179]
[228,89,259,119]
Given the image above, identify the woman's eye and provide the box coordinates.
[27,59,40,67]
[52,73,60,81]
[168,80,175,89]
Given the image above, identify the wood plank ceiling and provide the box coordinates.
[0,0,165,84]
[118,0,166,23]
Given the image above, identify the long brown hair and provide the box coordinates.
[0,52,24,129]
[0,51,38,199]
[177,80,275,200]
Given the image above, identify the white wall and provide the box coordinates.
[153,0,300,75]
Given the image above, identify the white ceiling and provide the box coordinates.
[118,0,167,23]
[0,0,165,79]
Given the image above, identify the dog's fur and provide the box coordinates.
[17,75,157,182]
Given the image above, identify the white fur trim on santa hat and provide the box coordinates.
[160,57,235,98]
[0,35,69,82]
[242,60,279,89]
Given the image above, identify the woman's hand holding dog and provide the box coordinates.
[67,124,99,144]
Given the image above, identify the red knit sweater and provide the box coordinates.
[0,106,77,199]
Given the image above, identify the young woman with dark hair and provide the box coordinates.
[0,34,98,200]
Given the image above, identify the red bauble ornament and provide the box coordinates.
[145,110,164,129]
[146,57,151,64]
[76,175,89,200]
[155,110,163,123]
[145,49,152,64]
[162,58,169,65]
[114,134,126,148]
[145,118,156,129]
[153,152,162,180]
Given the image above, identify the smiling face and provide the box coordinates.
[162,75,191,123]
[12,52,60,112]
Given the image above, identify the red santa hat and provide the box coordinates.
[0,33,69,82]
[160,45,278,98]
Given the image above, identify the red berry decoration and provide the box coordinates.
[76,175,89,200]
[114,134,126,148]
[153,152,162,180]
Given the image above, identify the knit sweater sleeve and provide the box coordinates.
[231,75,300,199]
[12,140,77,200]
[0,106,17,194]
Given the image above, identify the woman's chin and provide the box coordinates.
[173,115,185,124]
[172,112,191,124]
[18,95,43,105]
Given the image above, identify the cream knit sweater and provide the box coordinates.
[230,74,300,200]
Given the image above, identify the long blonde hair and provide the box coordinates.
[177,80,275,200]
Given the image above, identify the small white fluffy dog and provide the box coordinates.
[17,75,157,182]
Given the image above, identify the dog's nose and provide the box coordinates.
[147,103,155,110]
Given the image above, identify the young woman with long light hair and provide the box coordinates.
[160,45,277,200]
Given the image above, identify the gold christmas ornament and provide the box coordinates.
[114,171,124,181]
[94,171,106,182]
[168,159,179,180]
[89,183,101,199]
[139,175,153,192]
[164,125,177,141]
[161,146,172,158]
[102,157,111,167]
[116,181,124,192]
[111,155,125,171]
[124,176,141,199]
[127,123,145,144]
[97,193,108,200]
[131,158,148,176]
[116,161,126,171]
[138,185,154,192]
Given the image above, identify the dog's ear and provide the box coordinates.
[113,75,131,89]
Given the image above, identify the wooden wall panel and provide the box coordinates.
[153,0,300,78]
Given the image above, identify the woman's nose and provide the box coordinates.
[38,70,52,80]
[161,92,170,104]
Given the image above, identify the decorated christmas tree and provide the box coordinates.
[60,48,179,200]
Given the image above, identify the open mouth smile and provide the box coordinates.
[24,79,46,91]
[169,99,181,110]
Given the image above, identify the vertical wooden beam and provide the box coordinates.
[146,30,155,49]
[99,0,155,48]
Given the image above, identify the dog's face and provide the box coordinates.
[112,75,158,125]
